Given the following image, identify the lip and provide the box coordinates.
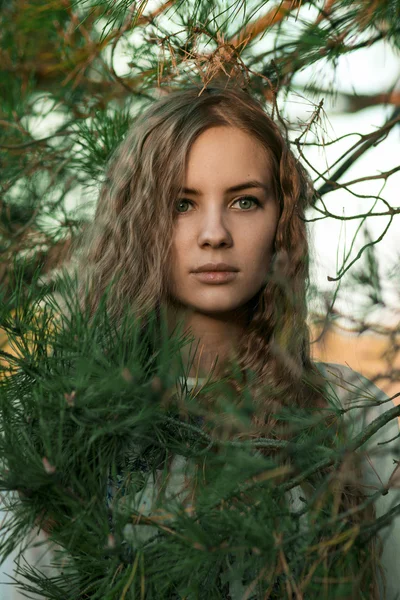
[192,262,238,273]
[191,271,238,284]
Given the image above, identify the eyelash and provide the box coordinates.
[175,196,261,214]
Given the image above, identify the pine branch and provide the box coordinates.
[228,1,307,49]
[315,107,400,198]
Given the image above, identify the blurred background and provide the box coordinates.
[0,0,399,596]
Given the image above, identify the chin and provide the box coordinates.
[188,302,247,316]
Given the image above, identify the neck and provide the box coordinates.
[168,305,247,379]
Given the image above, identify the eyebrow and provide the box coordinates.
[181,180,270,195]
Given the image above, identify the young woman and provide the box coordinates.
[71,83,400,599]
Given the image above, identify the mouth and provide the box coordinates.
[191,271,239,284]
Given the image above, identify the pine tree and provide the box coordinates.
[1,0,399,302]
[1,1,400,598]
[1,266,399,598]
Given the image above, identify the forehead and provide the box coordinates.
[184,126,272,187]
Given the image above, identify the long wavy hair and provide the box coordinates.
[72,85,317,399]
[67,83,383,598]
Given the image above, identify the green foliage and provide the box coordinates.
[1,1,400,597]
[1,0,399,298]
[0,263,396,598]
[74,109,134,180]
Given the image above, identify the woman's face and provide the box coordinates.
[169,125,279,317]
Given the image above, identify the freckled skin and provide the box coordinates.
[168,125,279,377]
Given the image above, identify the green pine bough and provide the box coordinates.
[0,265,396,599]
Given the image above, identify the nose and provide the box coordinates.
[197,207,233,248]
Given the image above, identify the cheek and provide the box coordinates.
[242,227,275,263]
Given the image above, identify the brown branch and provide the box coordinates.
[292,85,400,112]
[315,0,337,25]
[344,90,400,112]
[316,107,400,198]
[101,0,176,47]
[0,130,73,150]
[227,1,305,50]
[329,165,400,188]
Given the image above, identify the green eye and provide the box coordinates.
[175,196,260,214]
[176,199,191,213]
[235,196,258,209]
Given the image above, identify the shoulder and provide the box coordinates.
[313,361,400,513]
[313,361,399,480]
[314,363,400,599]
[313,361,389,408]
[313,361,396,432]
